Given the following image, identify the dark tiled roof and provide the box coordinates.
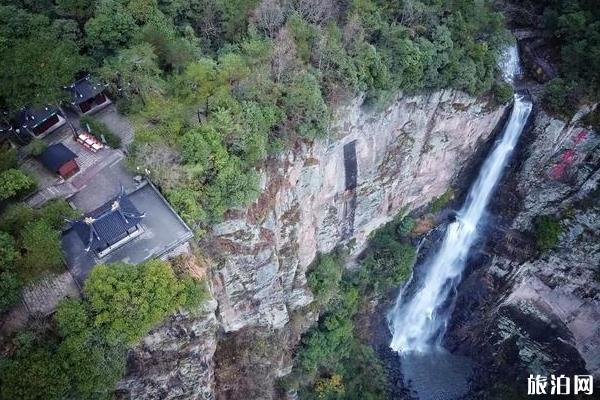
[15,105,59,129]
[70,190,145,253]
[67,76,106,105]
[38,143,77,172]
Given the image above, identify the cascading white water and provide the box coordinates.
[388,45,531,354]
[500,44,523,83]
[389,94,531,352]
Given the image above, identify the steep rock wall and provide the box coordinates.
[209,90,507,332]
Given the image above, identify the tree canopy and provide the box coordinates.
[84,260,187,344]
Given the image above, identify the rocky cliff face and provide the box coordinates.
[116,299,219,400]
[208,90,506,399]
[117,90,507,399]
[446,104,600,392]
[209,90,506,333]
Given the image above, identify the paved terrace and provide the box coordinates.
[63,180,193,284]
[21,104,133,207]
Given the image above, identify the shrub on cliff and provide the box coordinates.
[307,253,343,308]
[533,215,562,251]
[357,216,417,295]
[493,80,514,105]
[542,78,577,117]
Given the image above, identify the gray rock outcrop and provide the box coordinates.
[210,90,506,333]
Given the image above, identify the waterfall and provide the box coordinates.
[388,45,531,355]
[500,44,523,83]
[388,94,531,352]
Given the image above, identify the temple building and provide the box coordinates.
[66,76,111,115]
[14,105,66,139]
[62,181,193,283]
[38,143,80,179]
[67,187,145,258]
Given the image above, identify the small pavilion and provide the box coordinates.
[38,143,79,179]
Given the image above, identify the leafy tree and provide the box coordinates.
[99,43,164,109]
[84,260,186,344]
[175,58,221,111]
[179,276,209,311]
[314,373,345,398]
[139,24,197,72]
[29,139,47,156]
[0,169,36,201]
[0,35,86,108]
[396,215,415,236]
[286,13,317,63]
[0,200,76,280]
[204,155,259,218]
[283,72,328,139]
[166,187,206,225]
[0,270,22,312]
[19,220,63,280]
[85,0,138,55]
[358,236,415,295]
[240,101,281,162]
[0,232,21,312]
[180,125,229,175]
[541,0,600,103]
[55,0,96,20]
[0,5,88,108]
[543,78,576,116]
[0,346,70,400]
[493,80,514,105]
[215,0,259,42]
[217,52,251,86]
[55,299,127,399]
[51,18,84,47]
[0,145,18,172]
[56,298,90,337]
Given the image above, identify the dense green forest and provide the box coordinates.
[0,0,510,233]
[0,258,207,400]
[538,0,600,116]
